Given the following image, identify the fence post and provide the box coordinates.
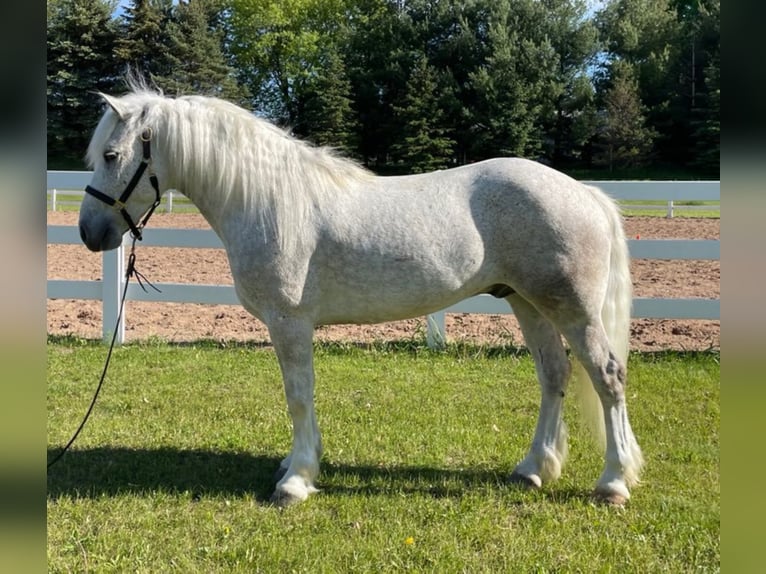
[426,311,446,350]
[51,188,57,211]
[101,240,126,344]
[667,200,674,218]
[166,190,173,213]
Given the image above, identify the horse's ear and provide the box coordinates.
[99,93,127,121]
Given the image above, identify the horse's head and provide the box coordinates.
[79,93,165,251]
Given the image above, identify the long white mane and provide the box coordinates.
[88,83,372,251]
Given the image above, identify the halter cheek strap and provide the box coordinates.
[84,129,161,240]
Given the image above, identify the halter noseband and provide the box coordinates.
[84,128,161,240]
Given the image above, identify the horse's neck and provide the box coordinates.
[161,178,220,248]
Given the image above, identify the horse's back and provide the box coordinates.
[374,157,609,227]
[426,158,614,258]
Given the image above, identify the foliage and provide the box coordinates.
[156,0,248,102]
[115,0,173,79]
[116,0,246,101]
[47,341,719,571]
[391,55,455,173]
[299,50,360,155]
[595,61,657,170]
[46,0,719,177]
[541,0,601,165]
[595,0,719,174]
[468,0,557,159]
[690,48,719,174]
[342,0,416,167]
[226,0,350,124]
[47,0,120,169]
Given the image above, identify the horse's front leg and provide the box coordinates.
[267,316,322,506]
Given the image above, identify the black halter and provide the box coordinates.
[84,128,161,240]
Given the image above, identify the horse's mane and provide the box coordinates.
[88,80,372,251]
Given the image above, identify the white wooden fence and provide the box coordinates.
[48,171,186,213]
[47,172,720,346]
[47,171,720,217]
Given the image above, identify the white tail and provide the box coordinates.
[574,187,633,450]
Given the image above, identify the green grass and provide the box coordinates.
[49,200,720,219]
[47,339,719,572]
[48,193,199,214]
[619,200,720,219]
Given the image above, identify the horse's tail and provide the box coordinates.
[573,185,633,450]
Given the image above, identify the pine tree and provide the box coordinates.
[595,62,656,171]
[596,0,719,172]
[391,55,455,173]
[157,0,247,101]
[343,0,413,168]
[691,49,719,175]
[115,0,173,79]
[468,0,557,160]
[301,51,359,156]
[47,0,119,168]
[540,0,600,167]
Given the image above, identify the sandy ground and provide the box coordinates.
[48,212,719,352]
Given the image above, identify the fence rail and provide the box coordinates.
[48,171,720,217]
[48,171,188,213]
[47,172,720,346]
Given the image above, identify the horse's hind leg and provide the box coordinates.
[508,295,571,488]
[560,320,643,505]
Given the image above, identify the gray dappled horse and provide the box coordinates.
[79,85,643,506]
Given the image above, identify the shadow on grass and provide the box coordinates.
[46,447,589,504]
[47,447,280,502]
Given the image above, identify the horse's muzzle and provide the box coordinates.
[79,219,122,252]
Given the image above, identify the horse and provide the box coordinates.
[78,85,643,506]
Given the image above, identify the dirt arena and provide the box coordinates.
[47,212,719,352]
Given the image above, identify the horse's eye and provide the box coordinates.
[104,151,118,162]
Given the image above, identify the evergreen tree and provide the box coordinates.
[47,0,119,168]
[115,0,173,79]
[343,0,412,168]
[596,0,719,172]
[157,0,247,101]
[681,0,719,175]
[301,51,359,155]
[391,56,455,173]
[691,49,719,174]
[596,0,680,165]
[398,0,491,166]
[595,62,656,171]
[468,0,557,160]
[540,0,600,167]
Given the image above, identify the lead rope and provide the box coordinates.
[47,236,159,469]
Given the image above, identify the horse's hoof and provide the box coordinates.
[592,488,629,507]
[508,471,541,489]
[269,489,304,508]
[274,466,288,482]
